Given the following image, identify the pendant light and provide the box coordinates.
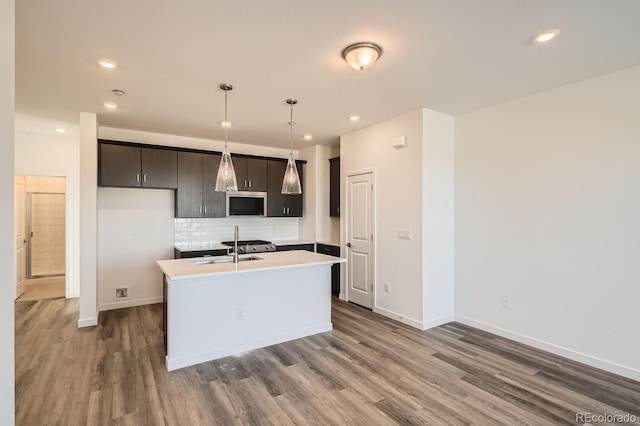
[281,99,302,194]
[215,84,238,192]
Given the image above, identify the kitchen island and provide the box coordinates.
[157,250,345,371]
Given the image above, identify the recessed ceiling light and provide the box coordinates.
[98,59,117,69]
[534,29,560,44]
[349,115,360,122]
[55,127,67,133]
[103,102,118,110]
[303,134,313,141]
[221,121,231,128]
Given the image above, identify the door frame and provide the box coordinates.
[343,168,376,308]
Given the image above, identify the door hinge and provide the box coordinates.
[371,184,373,191]
[371,234,373,242]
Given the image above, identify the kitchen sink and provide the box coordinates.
[192,255,262,265]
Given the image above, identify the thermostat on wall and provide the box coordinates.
[392,136,407,149]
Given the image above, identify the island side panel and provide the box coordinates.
[166,264,332,371]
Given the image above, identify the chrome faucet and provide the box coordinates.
[233,225,239,263]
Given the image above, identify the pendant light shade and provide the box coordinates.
[282,99,302,195]
[215,84,238,192]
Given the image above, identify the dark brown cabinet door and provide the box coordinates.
[246,158,268,191]
[267,160,286,216]
[233,157,268,191]
[267,160,303,217]
[286,161,303,216]
[99,144,141,187]
[176,152,203,218]
[202,153,226,218]
[141,148,177,189]
[329,157,340,217]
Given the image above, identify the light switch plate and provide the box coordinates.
[397,230,412,240]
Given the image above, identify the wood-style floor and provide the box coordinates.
[15,298,640,425]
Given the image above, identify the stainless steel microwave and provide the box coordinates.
[226,191,267,216]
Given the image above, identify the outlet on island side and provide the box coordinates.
[116,288,128,299]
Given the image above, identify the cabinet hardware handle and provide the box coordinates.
[244,180,248,188]
[136,174,140,182]
[283,207,286,214]
[248,180,252,188]
[199,206,202,214]
[143,174,147,183]
[204,206,207,214]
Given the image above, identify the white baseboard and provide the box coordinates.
[166,323,333,371]
[339,293,347,301]
[455,315,640,382]
[99,296,163,312]
[78,316,98,328]
[373,306,426,330]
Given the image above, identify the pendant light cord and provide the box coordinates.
[289,102,294,155]
[224,91,229,150]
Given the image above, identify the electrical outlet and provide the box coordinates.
[384,283,390,293]
[502,297,511,310]
[236,308,245,320]
[115,288,128,299]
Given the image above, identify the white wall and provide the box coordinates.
[422,110,455,328]
[98,188,174,310]
[455,65,640,380]
[15,130,80,297]
[78,112,98,327]
[341,109,454,329]
[1,0,15,422]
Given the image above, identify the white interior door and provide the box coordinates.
[15,176,26,300]
[346,172,374,309]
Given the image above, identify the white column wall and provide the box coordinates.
[78,112,98,327]
[1,0,15,422]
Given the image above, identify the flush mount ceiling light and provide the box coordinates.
[341,42,383,71]
[282,99,302,195]
[214,83,239,192]
[98,59,117,69]
[534,29,560,44]
[103,102,117,110]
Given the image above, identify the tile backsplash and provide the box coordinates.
[175,217,299,244]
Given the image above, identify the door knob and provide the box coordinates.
[346,242,352,248]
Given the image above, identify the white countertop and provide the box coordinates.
[316,240,340,247]
[158,250,345,281]
[174,242,230,252]
[272,239,315,246]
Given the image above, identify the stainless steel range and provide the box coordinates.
[220,239,276,254]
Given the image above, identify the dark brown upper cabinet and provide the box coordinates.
[329,156,340,217]
[175,152,225,218]
[233,157,268,191]
[267,160,303,217]
[99,142,177,189]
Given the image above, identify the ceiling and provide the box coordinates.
[15,0,640,148]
